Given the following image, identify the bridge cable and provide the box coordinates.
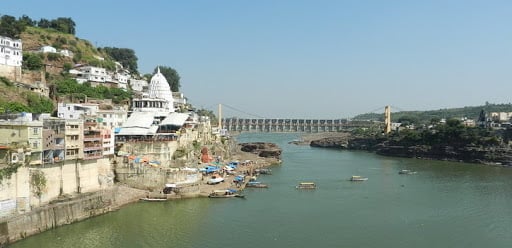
[220,103,267,119]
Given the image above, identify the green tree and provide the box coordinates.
[154,66,181,92]
[102,47,138,72]
[37,18,51,28]
[0,15,26,38]
[18,15,35,27]
[51,17,76,34]
[22,52,44,70]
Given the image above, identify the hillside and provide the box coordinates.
[20,26,116,74]
[352,104,512,123]
[0,25,125,113]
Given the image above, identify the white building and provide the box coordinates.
[97,108,128,130]
[118,67,182,138]
[59,49,73,57]
[74,66,109,84]
[130,67,175,116]
[40,45,57,53]
[57,102,99,119]
[490,112,512,122]
[114,72,130,90]
[129,78,148,92]
[0,35,22,67]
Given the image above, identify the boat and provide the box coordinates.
[207,175,224,185]
[255,168,272,175]
[139,197,167,202]
[208,189,245,198]
[246,181,269,188]
[296,182,316,189]
[398,169,417,175]
[349,176,368,181]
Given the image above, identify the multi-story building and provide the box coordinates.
[0,35,22,67]
[96,108,127,130]
[58,102,99,119]
[64,119,84,160]
[0,113,43,165]
[42,118,66,164]
[74,66,110,85]
[83,118,103,160]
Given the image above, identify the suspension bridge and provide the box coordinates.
[216,104,396,133]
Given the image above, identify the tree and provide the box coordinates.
[51,17,76,34]
[154,66,181,92]
[22,52,44,70]
[18,15,35,27]
[0,15,26,38]
[37,18,51,28]
[102,47,138,73]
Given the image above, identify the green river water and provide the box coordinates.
[12,133,512,248]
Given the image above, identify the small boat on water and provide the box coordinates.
[398,169,417,175]
[139,197,167,202]
[296,182,316,189]
[255,168,272,175]
[246,181,269,188]
[208,189,245,198]
[349,176,368,181]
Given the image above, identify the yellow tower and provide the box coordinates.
[384,105,391,134]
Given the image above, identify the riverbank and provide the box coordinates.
[298,132,512,166]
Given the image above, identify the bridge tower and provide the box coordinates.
[384,105,391,134]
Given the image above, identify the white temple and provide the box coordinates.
[117,67,189,138]
[131,67,175,115]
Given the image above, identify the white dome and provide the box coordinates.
[148,67,174,103]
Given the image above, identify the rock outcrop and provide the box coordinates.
[239,142,282,160]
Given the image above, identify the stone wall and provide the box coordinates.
[0,64,21,82]
[0,185,146,246]
[0,158,114,215]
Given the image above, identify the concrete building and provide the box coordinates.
[129,78,148,92]
[39,45,57,53]
[73,66,109,85]
[0,113,44,166]
[58,102,99,119]
[42,118,66,164]
[64,119,84,160]
[0,36,22,67]
[83,117,103,160]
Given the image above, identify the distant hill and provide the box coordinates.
[352,103,512,123]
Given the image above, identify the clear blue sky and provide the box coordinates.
[4,1,512,118]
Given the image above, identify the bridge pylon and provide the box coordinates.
[384,105,391,134]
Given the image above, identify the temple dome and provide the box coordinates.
[148,67,174,103]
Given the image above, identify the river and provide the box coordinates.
[12,133,512,248]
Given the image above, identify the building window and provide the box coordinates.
[33,128,39,135]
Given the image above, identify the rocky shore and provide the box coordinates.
[297,132,512,166]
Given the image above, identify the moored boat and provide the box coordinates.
[208,189,245,198]
[349,176,368,181]
[139,197,167,202]
[398,169,417,175]
[207,175,225,185]
[246,181,269,188]
[255,168,272,175]
[296,182,316,189]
